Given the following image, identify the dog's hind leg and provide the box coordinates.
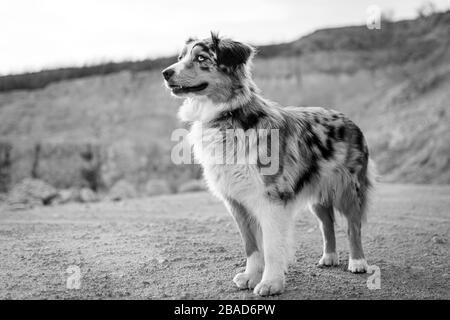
[225,198,263,290]
[253,202,295,296]
[337,186,369,273]
[310,203,339,266]
[345,211,368,273]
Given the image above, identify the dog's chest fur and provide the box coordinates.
[188,121,263,202]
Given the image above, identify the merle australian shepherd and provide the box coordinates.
[162,32,375,296]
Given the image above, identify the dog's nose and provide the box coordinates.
[162,68,175,81]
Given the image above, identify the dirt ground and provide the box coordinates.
[0,183,449,300]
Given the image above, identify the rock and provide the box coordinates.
[57,189,73,203]
[144,179,171,197]
[177,179,206,193]
[53,188,79,204]
[432,235,447,244]
[109,180,137,201]
[178,292,190,299]
[79,188,98,203]
[151,257,168,264]
[411,266,425,271]
[5,178,58,209]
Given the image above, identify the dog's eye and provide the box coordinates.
[177,55,183,61]
[196,55,207,62]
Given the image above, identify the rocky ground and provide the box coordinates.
[0,183,449,300]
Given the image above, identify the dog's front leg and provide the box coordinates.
[253,203,294,296]
[225,198,264,290]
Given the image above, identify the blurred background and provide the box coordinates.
[1,0,449,208]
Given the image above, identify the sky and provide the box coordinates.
[1,0,449,75]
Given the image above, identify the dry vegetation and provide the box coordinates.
[0,11,449,197]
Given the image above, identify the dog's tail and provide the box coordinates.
[360,158,378,224]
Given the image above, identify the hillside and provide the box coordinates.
[0,12,449,194]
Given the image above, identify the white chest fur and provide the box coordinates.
[188,121,264,203]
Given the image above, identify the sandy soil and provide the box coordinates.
[0,183,449,300]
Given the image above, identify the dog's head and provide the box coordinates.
[162,32,255,102]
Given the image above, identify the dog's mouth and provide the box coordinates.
[169,82,208,94]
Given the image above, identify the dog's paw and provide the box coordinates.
[233,272,261,290]
[253,278,285,296]
[318,252,339,267]
[348,258,368,273]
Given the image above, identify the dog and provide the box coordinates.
[162,32,375,296]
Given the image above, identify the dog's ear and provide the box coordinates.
[210,32,254,68]
[210,32,221,51]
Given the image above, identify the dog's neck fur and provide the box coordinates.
[177,67,265,124]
